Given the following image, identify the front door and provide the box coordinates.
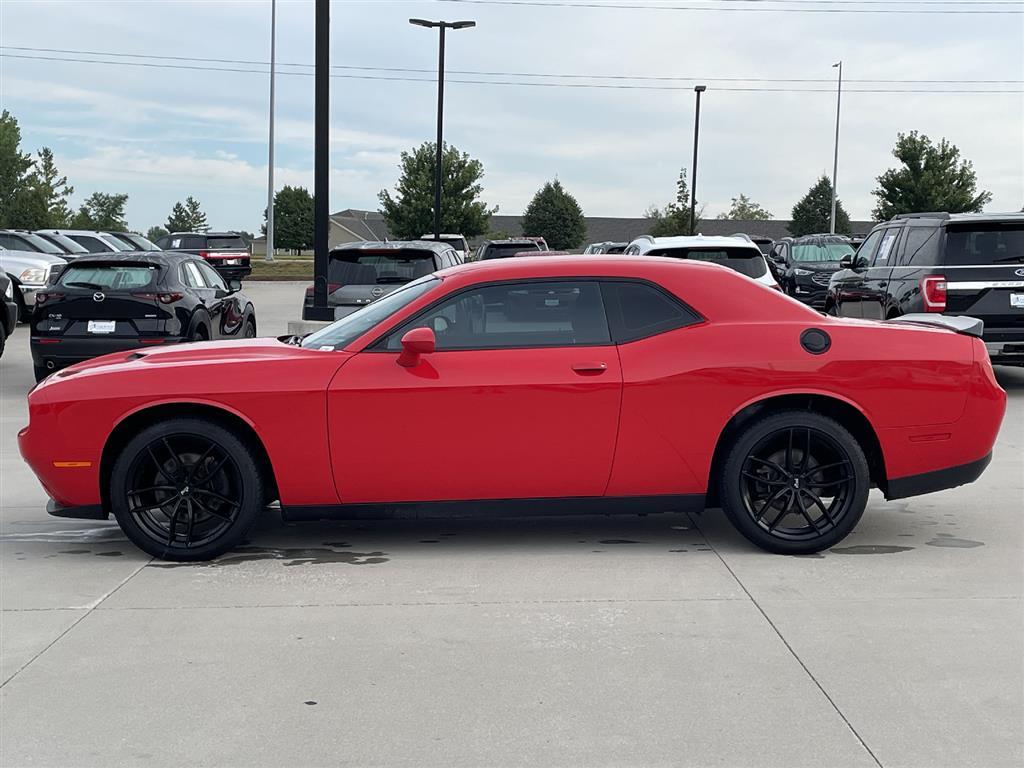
[859,227,901,319]
[328,280,623,504]
[833,229,883,317]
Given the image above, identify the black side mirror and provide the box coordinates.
[228,279,242,292]
[839,254,854,269]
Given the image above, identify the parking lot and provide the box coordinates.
[1,280,1021,768]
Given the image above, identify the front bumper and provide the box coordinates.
[47,499,107,520]
[31,335,187,372]
[789,284,828,308]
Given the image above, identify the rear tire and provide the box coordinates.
[719,410,870,554]
[190,325,209,343]
[110,418,264,561]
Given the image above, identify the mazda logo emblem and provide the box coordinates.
[370,287,384,298]
[92,292,105,302]
[1015,268,1024,277]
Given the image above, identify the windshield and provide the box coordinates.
[484,243,540,259]
[301,276,440,350]
[792,242,855,263]
[328,249,437,285]
[945,224,1024,265]
[40,232,89,253]
[58,263,158,290]
[207,235,247,250]
[18,232,66,254]
[647,247,768,278]
[423,236,468,251]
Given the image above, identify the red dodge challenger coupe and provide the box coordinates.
[20,256,1005,561]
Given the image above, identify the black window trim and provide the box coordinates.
[365,276,705,353]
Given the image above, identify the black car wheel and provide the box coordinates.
[244,318,257,338]
[720,411,869,554]
[110,418,264,561]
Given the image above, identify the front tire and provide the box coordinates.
[719,411,870,554]
[110,418,264,561]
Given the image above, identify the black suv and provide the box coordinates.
[825,212,1024,365]
[476,238,543,261]
[154,231,252,281]
[30,252,256,380]
[769,235,856,309]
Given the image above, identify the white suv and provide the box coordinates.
[623,235,781,290]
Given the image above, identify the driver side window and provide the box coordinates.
[384,281,610,351]
[854,230,883,268]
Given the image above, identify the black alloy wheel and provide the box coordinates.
[720,411,869,554]
[111,418,263,560]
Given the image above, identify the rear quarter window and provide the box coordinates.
[601,281,702,343]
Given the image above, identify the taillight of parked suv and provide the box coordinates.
[920,275,947,312]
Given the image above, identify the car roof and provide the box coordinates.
[778,234,852,244]
[438,254,735,280]
[62,251,191,265]
[483,238,540,245]
[330,240,451,255]
[629,235,762,252]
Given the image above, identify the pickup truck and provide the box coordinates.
[154,231,252,281]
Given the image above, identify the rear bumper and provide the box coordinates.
[46,499,107,520]
[885,452,992,501]
[206,262,252,281]
[30,335,187,370]
[982,327,1024,364]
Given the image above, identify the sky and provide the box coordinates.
[1,0,1022,233]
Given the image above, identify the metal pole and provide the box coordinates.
[830,61,842,234]
[433,25,446,240]
[690,85,705,235]
[265,0,276,262]
[312,0,330,318]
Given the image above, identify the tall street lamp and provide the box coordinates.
[409,18,476,240]
[830,61,843,235]
[265,0,277,262]
[690,85,706,235]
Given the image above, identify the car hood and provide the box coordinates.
[793,262,842,272]
[41,338,339,383]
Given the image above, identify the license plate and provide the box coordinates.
[87,320,116,334]
[224,258,241,266]
[544,299,559,306]
[1011,293,1024,309]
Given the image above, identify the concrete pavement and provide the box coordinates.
[1,281,1021,767]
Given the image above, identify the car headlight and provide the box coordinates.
[3,280,12,300]
[794,268,813,276]
[19,267,48,285]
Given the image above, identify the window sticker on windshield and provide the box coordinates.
[318,346,334,352]
[171,238,182,248]
[876,232,897,264]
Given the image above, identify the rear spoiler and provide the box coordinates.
[887,314,984,338]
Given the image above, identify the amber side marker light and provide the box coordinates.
[52,461,92,468]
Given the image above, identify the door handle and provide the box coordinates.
[572,362,607,374]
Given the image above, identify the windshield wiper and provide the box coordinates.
[64,281,106,290]
[993,255,1024,263]
[375,277,407,284]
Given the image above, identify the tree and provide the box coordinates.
[521,180,586,250]
[34,147,74,227]
[263,186,314,252]
[71,192,129,230]
[645,167,702,236]
[147,225,168,242]
[872,131,991,220]
[379,142,496,239]
[165,196,207,232]
[0,110,36,228]
[789,176,851,236]
[717,193,771,221]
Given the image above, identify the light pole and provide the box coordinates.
[265,0,276,262]
[409,18,476,240]
[690,85,706,235]
[830,61,842,234]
